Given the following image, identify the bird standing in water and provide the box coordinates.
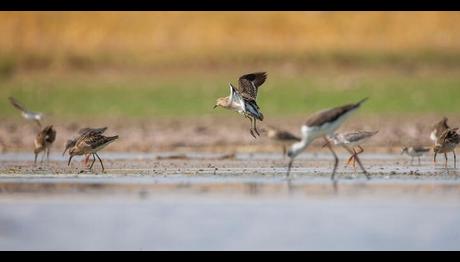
[34,125,57,164]
[286,98,369,184]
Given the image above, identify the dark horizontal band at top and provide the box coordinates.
[2,0,460,11]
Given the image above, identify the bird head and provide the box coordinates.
[62,139,75,156]
[213,97,228,109]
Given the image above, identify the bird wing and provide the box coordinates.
[412,146,430,152]
[8,97,29,113]
[78,127,108,136]
[305,98,368,127]
[438,128,459,144]
[432,118,450,139]
[276,130,301,141]
[342,130,378,143]
[43,125,56,144]
[237,72,267,100]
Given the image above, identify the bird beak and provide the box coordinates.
[213,105,217,109]
[68,155,73,166]
[62,148,68,156]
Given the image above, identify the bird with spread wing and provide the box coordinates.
[214,72,267,138]
[8,96,44,128]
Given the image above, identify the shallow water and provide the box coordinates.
[1,195,459,251]
[1,152,460,250]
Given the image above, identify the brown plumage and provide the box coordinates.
[433,127,459,168]
[430,117,450,143]
[68,132,118,172]
[214,72,267,138]
[262,125,300,158]
[63,127,108,156]
[305,98,368,127]
[34,125,56,164]
[237,72,267,100]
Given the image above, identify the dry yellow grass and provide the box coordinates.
[1,11,460,66]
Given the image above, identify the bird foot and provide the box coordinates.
[250,129,257,139]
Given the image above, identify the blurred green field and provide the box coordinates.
[1,12,460,120]
[1,70,460,119]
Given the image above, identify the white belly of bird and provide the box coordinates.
[303,112,353,140]
[430,131,437,142]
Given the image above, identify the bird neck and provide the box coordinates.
[289,137,312,158]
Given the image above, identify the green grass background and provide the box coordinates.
[1,71,459,119]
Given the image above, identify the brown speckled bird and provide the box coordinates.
[433,127,459,168]
[67,131,118,172]
[34,125,56,164]
[430,117,449,143]
[214,72,267,139]
[63,127,108,167]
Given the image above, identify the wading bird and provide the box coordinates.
[286,98,370,183]
[214,72,267,138]
[261,125,301,158]
[401,146,430,165]
[325,130,378,171]
[63,127,108,166]
[433,128,459,168]
[34,125,56,164]
[67,131,118,172]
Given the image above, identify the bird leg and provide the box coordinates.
[282,145,286,160]
[46,148,50,163]
[345,150,355,168]
[341,145,369,179]
[323,137,339,181]
[34,153,38,165]
[434,152,437,165]
[253,118,260,136]
[95,153,105,172]
[84,154,91,167]
[247,117,256,139]
[454,150,457,169]
[89,154,96,170]
[286,158,293,178]
[418,156,421,166]
[352,146,364,172]
[352,148,357,173]
[444,153,448,168]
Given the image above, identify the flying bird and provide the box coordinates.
[8,96,44,128]
[214,72,267,138]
